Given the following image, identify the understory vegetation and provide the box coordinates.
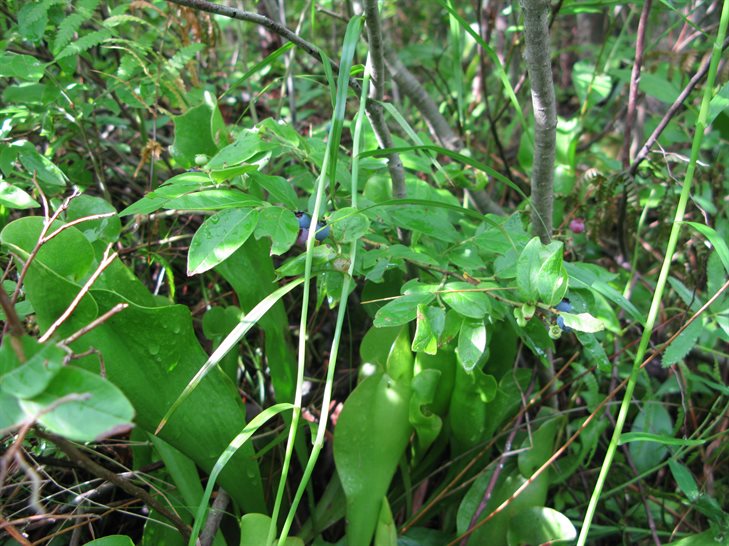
[1,1,728,545]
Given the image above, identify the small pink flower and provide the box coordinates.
[569,218,585,234]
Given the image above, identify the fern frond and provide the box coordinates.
[55,28,113,61]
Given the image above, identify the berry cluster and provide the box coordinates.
[296,212,330,245]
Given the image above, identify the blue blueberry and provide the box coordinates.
[315,223,330,241]
[556,315,572,333]
[296,212,311,229]
[555,299,573,313]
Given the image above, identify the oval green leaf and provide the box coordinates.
[187,208,259,275]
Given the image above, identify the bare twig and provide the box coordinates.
[622,0,653,169]
[37,431,192,541]
[629,37,729,175]
[462,391,530,546]
[10,190,80,305]
[521,0,556,243]
[43,212,118,244]
[61,303,129,346]
[39,244,118,343]
[200,488,230,546]
[0,287,26,361]
[363,0,407,199]
[0,517,32,546]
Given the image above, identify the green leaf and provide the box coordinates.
[0,53,45,82]
[388,205,459,242]
[708,81,729,124]
[239,513,273,545]
[187,208,259,275]
[275,245,336,278]
[409,369,443,460]
[330,206,371,242]
[457,318,487,371]
[170,95,226,167]
[206,130,271,171]
[156,278,303,433]
[560,312,605,333]
[55,28,113,61]
[684,221,729,274]
[412,305,444,355]
[507,507,577,546]
[619,432,706,447]
[449,365,497,449]
[254,206,299,255]
[668,459,700,502]
[18,146,68,194]
[662,318,703,367]
[18,1,49,43]
[441,282,491,319]
[628,402,673,473]
[166,189,262,211]
[572,61,613,110]
[1,342,65,399]
[374,497,398,546]
[19,366,134,442]
[334,372,411,546]
[373,293,436,328]
[575,332,610,373]
[249,172,298,210]
[119,172,210,216]
[65,194,120,244]
[0,391,24,430]
[1,216,266,511]
[517,237,568,306]
[0,180,39,209]
[85,536,136,546]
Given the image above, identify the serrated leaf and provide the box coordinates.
[55,28,113,61]
[53,12,87,55]
[662,318,703,367]
[187,208,259,275]
[254,206,298,255]
[560,312,605,333]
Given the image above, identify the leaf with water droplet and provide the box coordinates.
[187,208,259,275]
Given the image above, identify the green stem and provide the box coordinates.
[577,2,729,543]
[267,16,364,544]
[277,73,371,546]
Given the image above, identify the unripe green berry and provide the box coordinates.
[522,303,536,321]
[194,154,209,166]
[549,324,562,340]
